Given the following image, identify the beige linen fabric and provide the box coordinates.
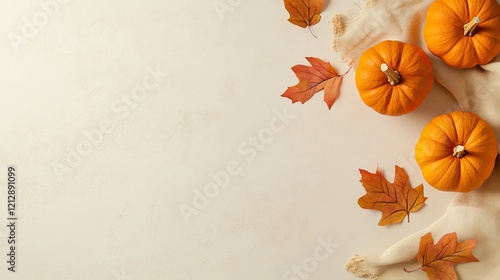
[333,0,500,279]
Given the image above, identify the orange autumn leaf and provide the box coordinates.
[358,166,427,226]
[284,0,324,37]
[404,232,479,280]
[281,57,346,110]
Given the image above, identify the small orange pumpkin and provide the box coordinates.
[415,111,498,192]
[355,40,434,116]
[423,0,500,68]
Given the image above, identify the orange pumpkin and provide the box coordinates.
[355,40,434,116]
[423,0,500,68]
[415,111,498,192]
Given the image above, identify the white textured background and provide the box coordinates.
[0,0,457,279]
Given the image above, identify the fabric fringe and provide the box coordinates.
[331,0,382,66]
[345,254,380,280]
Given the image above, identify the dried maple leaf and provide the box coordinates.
[358,166,427,226]
[281,57,346,110]
[284,0,324,38]
[404,232,479,280]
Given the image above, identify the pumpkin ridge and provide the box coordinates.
[367,49,386,68]
[454,111,477,145]
[395,86,420,106]
[397,85,417,103]
[462,112,489,148]
[470,35,496,63]
[355,72,385,91]
[392,41,408,71]
[425,159,459,190]
[435,0,464,23]
[431,116,458,146]
[424,24,462,56]
[383,41,404,70]
[450,39,480,68]
[370,87,393,113]
[421,124,454,150]
[471,36,490,60]
[477,14,500,25]
[462,0,472,23]
[445,160,462,191]
[449,111,465,145]
[475,0,491,21]
[420,137,454,156]
[454,158,462,189]
[386,90,404,115]
[358,55,388,84]
[428,2,463,28]
[464,127,496,153]
[368,44,387,67]
[460,118,481,147]
[461,156,483,185]
[399,44,428,73]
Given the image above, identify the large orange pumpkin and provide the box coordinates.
[356,40,434,116]
[415,111,498,192]
[423,0,500,68]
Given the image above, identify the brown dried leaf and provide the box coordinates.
[358,166,427,226]
[284,0,324,37]
[404,232,479,280]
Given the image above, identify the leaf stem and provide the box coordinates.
[339,67,352,77]
[308,26,317,39]
[403,265,423,273]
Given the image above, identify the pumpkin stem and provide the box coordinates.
[453,145,466,158]
[464,17,480,36]
[380,63,400,86]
